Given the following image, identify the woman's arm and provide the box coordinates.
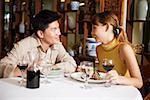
[108,44,143,88]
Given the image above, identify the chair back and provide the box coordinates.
[144,93,150,100]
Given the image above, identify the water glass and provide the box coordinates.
[41,62,52,84]
[80,61,94,89]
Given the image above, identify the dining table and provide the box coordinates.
[0,72,143,100]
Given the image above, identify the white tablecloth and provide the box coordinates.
[0,76,143,100]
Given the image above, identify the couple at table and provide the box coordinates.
[0,10,143,89]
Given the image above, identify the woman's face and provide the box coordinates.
[91,23,107,43]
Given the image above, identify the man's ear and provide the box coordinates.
[37,30,44,38]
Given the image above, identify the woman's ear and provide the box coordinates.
[37,30,44,38]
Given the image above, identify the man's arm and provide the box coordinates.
[54,43,77,72]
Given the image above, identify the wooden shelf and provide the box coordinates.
[136,52,150,56]
[0,0,42,58]
[127,20,150,23]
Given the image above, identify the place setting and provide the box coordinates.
[70,71,107,84]
[69,60,110,89]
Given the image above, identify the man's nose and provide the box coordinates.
[57,29,61,36]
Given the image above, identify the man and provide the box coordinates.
[0,10,77,78]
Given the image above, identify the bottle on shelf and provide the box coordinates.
[19,12,25,34]
[70,1,80,11]
[19,1,26,34]
[79,43,82,55]
[136,0,148,20]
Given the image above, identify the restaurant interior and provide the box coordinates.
[0,0,150,99]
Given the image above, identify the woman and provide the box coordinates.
[91,11,143,88]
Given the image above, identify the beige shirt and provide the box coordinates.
[0,34,77,78]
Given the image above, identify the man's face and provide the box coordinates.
[41,20,61,45]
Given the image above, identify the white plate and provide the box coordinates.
[41,69,63,78]
[70,72,107,84]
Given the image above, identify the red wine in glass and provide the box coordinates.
[17,63,28,86]
[103,64,114,72]
[17,64,28,71]
[102,59,114,87]
[102,59,114,72]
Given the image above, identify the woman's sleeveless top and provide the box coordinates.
[97,39,130,76]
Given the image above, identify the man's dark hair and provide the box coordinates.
[31,10,61,33]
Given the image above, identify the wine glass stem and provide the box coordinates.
[85,79,88,87]
[44,74,51,84]
[104,80,111,87]
[45,75,48,81]
[84,75,90,89]
[19,70,25,86]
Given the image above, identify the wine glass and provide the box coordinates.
[102,58,114,87]
[102,59,114,72]
[80,61,94,89]
[28,51,39,64]
[41,61,52,84]
[17,56,28,86]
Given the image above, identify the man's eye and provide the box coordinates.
[51,28,57,31]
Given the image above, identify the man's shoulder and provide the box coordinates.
[17,35,37,44]
[15,35,39,49]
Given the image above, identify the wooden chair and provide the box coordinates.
[144,93,150,100]
[140,63,150,97]
[140,64,150,83]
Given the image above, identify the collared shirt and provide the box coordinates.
[0,34,77,78]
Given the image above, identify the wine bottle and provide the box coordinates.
[26,52,40,89]
[19,12,25,33]
[26,62,40,89]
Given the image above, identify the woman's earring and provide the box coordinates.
[113,28,120,36]
[116,28,120,35]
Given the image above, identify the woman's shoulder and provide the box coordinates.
[119,42,132,50]
[119,42,134,55]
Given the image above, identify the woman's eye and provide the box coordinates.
[92,26,96,29]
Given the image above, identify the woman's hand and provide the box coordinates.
[75,66,83,72]
[91,71,103,80]
[106,70,121,84]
